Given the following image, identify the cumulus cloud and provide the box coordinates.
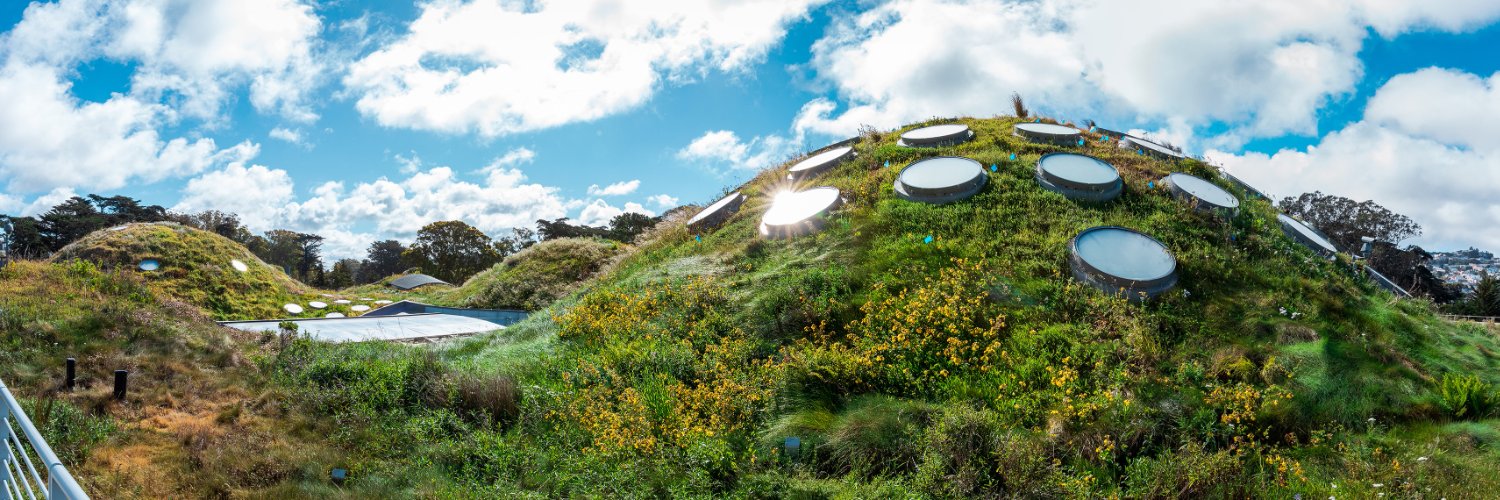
[0,0,327,203]
[173,156,580,259]
[0,62,218,193]
[677,130,800,171]
[587,180,640,197]
[793,0,1500,149]
[646,194,680,209]
[269,127,307,147]
[1209,68,1500,252]
[107,0,326,121]
[488,147,536,169]
[576,199,654,227]
[343,0,825,136]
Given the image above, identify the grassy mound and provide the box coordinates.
[447,237,623,310]
[0,260,341,497]
[342,237,625,311]
[261,115,1500,497]
[51,222,309,320]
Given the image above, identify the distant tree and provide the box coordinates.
[39,197,107,251]
[403,220,502,283]
[1466,272,1500,316]
[0,216,46,258]
[535,215,656,243]
[606,212,660,243]
[88,194,167,224]
[262,229,309,276]
[1278,192,1421,252]
[1011,92,1029,119]
[535,217,608,241]
[295,233,325,283]
[1368,243,1461,303]
[326,259,359,289]
[173,209,253,242]
[492,227,541,259]
[360,239,407,283]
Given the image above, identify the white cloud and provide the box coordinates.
[646,194,679,209]
[107,0,326,122]
[0,62,235,193]
[587,180,640,197]
[576,199,654,227]
[1210,68,1500,252]
[173,161,296,229]
[20,187,82,217]
[343,0,825,136]
[793,0,1500,148]
[488,147,536,169]
[677,130,800,171]
[269,127,307,147]
[173,157,581,259]
[0,0,326,202]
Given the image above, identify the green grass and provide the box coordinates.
[47,222,380,320]
[12,115,1500,497]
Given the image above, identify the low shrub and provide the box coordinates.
[1437,373,1497,420]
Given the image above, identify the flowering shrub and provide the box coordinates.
[552,276,780,456]
[839,258,1006,392]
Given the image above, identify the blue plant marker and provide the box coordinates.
[884,160,890,168]
[784,437,801,458]
[695,235,701,242]
[990,164,998,172]
[1077,138,1084,146]
[1009,153,1017,161]
[1147,181,1155,189]
[1137,149,1144,155]
[923,235,933,244]
[1033,118,1039,123]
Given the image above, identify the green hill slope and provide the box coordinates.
[445,237,623,310]
[265,116,1500,497]
[51,222,317,320]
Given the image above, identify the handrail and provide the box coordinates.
[1439,314,1500,323]
[0,378,88,500]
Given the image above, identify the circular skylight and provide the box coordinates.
[351,305,371,312]
[1164,173,1239,215]
[760,187,841,238]
[1069,226,1178,301]
[374,300,393,305]
[230,259,248,272]
[1278,214,1338,257]
[687,191,747,232]
[894,156,987,204]
[898,124,973,147]
[788,146,854,179]
[1035,153,1123,202]
[1014,123,1081,145]
[334,299,352,304]
[138,259,160,271]
[1125,136,1185,160]
[308,301,328,309]
[325,312,345,318]
[283,303,304,314]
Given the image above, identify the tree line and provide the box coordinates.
[1,194,661,288]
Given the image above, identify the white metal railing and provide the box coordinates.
[0,378,88,500]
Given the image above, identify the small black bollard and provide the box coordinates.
[113,370,128,400]
[65,357,76,391]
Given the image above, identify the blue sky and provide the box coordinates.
[2,0,1498,259]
